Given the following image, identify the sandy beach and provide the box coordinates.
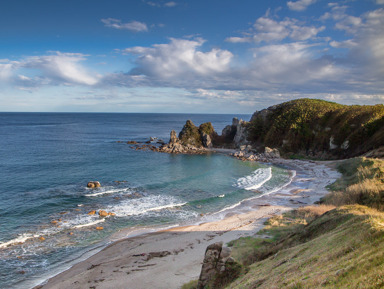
[36,159,339,289]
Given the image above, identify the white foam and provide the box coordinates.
[73,218,105,229]
[0,233,41,249]
[85,187,131,197]
[107,195,186,217]
[236,167,272,190]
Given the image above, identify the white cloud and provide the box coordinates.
[144,1,177,7]
[0,52,99,88]
[101,18,148,32]
[226,15,324,43]
[287,0,316,11]
[164,2,177,7]
[122,38,233,78]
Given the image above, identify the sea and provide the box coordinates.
[0,112,296,288]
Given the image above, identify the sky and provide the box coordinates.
[0,0,383,113]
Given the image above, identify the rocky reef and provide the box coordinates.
[157,120,218,154]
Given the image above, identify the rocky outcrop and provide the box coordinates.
[221,118,249,148]
[197,242,241,289]
[157,121,218,154]
[179,120,203,147]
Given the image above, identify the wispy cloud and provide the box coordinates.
[226,14,324,43]
[287,0,316,11]
[101,18,148,32]
[144,1,177,8]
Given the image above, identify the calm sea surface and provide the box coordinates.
[0,112,293,288]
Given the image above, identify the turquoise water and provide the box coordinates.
[0,113,293,288]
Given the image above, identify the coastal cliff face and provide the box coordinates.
[246,99,384,159]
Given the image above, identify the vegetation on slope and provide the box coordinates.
[248,99,384,159]
[182,157,384,288]
[223,157,384,289]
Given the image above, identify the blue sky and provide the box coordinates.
[0,0,383,113]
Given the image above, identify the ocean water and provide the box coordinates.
[0,112,294,288]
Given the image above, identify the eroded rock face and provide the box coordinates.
[221,118,249,148]
[201,133,212,148]
[197,242,239,289]
[197,242,223,289]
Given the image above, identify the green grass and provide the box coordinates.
[228,205,384,289]
[247,99,384,159]
[219,157,384,289]
[323,157,384,210]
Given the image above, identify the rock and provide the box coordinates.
[98,210,108,217]
[108,212,116,216]
[39,236,45,241]
[96,227,104,230]
[127,141,138,144]
[51,220,58,224]
[197,242,242,288]
[179,120,202,147]
[169,130,179,144]
[329,136,338,150]
[264,147,280,158]
[201,132,212,148]
[197,242,223,289]
[87,181,101,188]
[88,210,96,215]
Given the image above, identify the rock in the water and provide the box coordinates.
[87,181,101,188]
[98,210,108,217]
[96,227,104,230]
[39,236,45,241]
[88,210,96,215]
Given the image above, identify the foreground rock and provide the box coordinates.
[197,242,241,289]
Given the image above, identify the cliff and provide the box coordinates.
[246,98,384,159]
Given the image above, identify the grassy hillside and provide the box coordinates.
[228,205,384,289]
[183,157,384,288]
[225,157,384,289]
[247,99,384,159]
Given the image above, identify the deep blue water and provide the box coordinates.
[0,112,293,288]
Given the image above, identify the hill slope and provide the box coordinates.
[247,99,384,159]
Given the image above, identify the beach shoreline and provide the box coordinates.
[34,157,340,289]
